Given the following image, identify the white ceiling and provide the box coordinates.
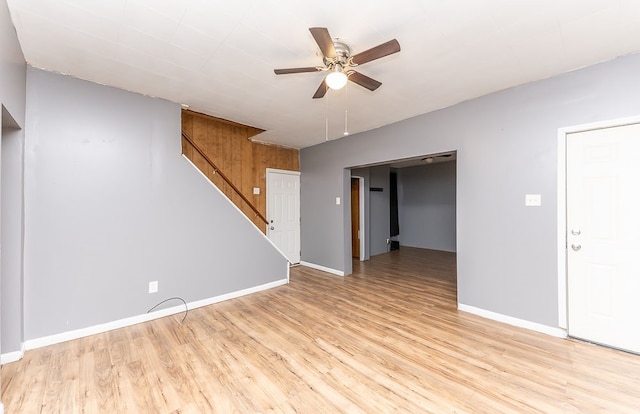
[7,0,640,149]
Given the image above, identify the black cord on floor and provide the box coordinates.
[147,297,188,323]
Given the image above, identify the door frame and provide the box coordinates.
[557,114,640,330]
[351,175,366,261]
[266,168,301,263]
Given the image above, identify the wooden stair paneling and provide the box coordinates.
[181,110,299,232]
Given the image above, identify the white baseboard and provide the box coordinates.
[1,343,25,365]
[24,278,288,352]
[458,303,567,338]
[0,402,4,414]
[299,261,345,276]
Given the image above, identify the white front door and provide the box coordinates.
[267,169,300,264]
[566,122,640,353]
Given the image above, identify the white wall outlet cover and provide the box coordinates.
[336,197,341,205]
[525,194,542,206]
[253,187,260,195]
[149,281,158,293]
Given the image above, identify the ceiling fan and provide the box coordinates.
[274,27,401,99]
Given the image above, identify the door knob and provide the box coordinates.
[571,229,581,236]
[270,226,275,230]
[571,244,582,251]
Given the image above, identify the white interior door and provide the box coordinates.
[567,122,640,353]
[267,169,300,264]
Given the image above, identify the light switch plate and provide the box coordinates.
[525,194,541,206]
[336,197,341,205]
[253,187,260,195]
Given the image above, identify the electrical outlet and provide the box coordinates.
[149,281,158,293]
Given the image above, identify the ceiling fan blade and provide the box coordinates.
[309,27,336,58]
[348,71,382,91]
[274,67,321,75]
[351,39,401,65]
[312,79,328,99]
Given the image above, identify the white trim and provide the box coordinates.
[182,156,290,264]
[351,175,366,261]
[0,402,4,414]
[266,168,301,176]
[24,278,288,351]
[359,177,365,260]
[556,115,640,330]
[300,261,345,277]
[0,343,25,365]
[458,303,567,338]
[1,350,24,364]
[266,168,301,264]
[557,127,568,329]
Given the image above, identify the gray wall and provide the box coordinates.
[23,68,288,340]
[369,165,390,256]
[300,52,640,328]
[0,0,26,363]
[398,162,456,252]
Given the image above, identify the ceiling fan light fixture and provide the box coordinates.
[326,66,347,90]
[274,28,400,99]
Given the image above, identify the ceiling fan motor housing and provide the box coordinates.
[324,41,351,69]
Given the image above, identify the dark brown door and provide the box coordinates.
[351,177,360,259]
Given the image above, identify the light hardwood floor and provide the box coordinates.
[3,247,640,413]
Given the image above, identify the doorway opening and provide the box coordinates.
[350,176,365,260]
[1,105,25,361]
[348,151,457,289]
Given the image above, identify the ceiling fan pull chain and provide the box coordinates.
[344,108,348,136]
[344,82,349,136]
[325,88,329,141]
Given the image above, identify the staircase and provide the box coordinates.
[181,110,299,233]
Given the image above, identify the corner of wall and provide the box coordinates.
[458,303,566,338]
[0,342,24,365]
[300,261,345,277]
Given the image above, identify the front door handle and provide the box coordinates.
[270,226,275,230]
[571,229,581,236]
[571,244,582,251]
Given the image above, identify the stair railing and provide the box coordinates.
[181,131,268,225]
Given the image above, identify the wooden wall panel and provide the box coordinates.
[181,110,299,233]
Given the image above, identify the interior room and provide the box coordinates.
[351,153,457,259]
[2,1,640,412]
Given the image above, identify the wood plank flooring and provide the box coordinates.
[3,247,640,413]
